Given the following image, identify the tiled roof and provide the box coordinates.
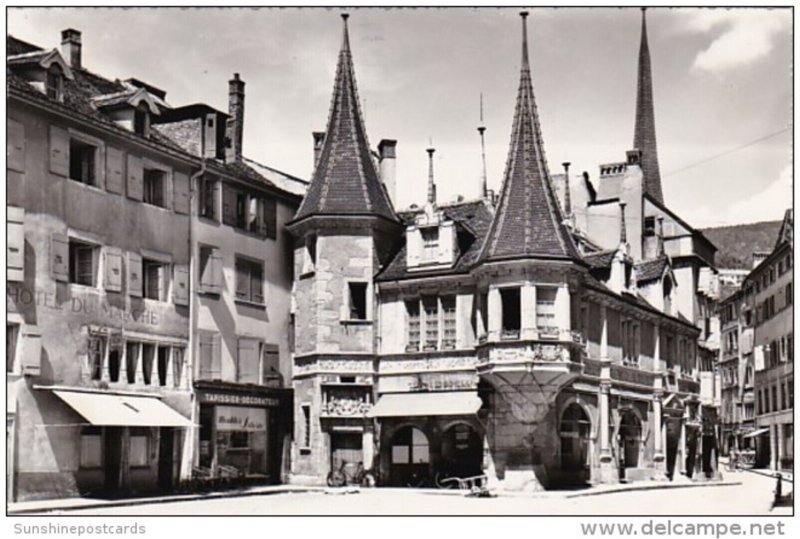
[244,158,309,198]
[479,14,580,264]
[636,255,669,283]
[377,200,493,281]
[583,249,617,269]
[632,9,664,204]
[292,16,397,223]
[151,120,202,157]
[7,36,41,56]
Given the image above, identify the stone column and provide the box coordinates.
[776,422,784,471]
[363,430,374,471]
[521,284,536,339]
[555,284,571,332]
[488,287,501,341]
[679,407,688,476]
[653,378,666,477]
[600,305,609,361]
[770,424,778,470]
[598,360,618,484]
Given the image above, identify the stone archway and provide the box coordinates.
[559,403,592,485]
[388,425,431,487]
[438,422,482,483]
[618,409,642,474]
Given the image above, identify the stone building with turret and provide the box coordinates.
[288,11,715,491]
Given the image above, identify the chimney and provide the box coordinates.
[61,28,82,69]
[313,131,326,170]
[619,202,628,248]
[226,73,245,163]
[378,139,397,205]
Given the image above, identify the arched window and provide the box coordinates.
[560,403,591,473]
[391,426,429,464]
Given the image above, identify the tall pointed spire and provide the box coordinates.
[293,14,398,223]
[479,12,579,263]
[632,7,664,204]
[478,93,489,199]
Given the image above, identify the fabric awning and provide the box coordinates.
[368,391,482,418]
[53,389,193,427]
[743,427,770,438]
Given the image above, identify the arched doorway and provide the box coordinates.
[618,409,641,474]
[438,423,482,483]
[389,426,430,487]
[559,403,592,485]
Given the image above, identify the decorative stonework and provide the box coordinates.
[320,396,373,417]
[481,343,573,365]
[293,357,374,377]
[378,354,478,374]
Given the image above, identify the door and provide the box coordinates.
[330,432,363,479]
[158,427,175,491]
[104,427,123,494]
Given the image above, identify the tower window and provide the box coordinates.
[500,287,521,337]
[348,282,368,320]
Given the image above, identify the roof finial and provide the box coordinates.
[478,93,488,199]
[562,162,572,223]
[520,11,530,68]
[341,13,351,52]
[427,140,437,205]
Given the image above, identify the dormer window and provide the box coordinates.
[46,65,63,101]
[134,104,150,137]
[420,226,439,263]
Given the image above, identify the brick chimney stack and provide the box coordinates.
[226,73,245,163]
[61,28,82,69]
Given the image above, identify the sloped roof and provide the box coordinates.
[377,200,493,281]
[479,13,580,264]
[775,208,793,249]
[636,255,669,283]
[292,15,397,223]
[583,249,617,269]
[632,9,664,204]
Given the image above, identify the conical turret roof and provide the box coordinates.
[480,12,580,263]
[293,15,398,224]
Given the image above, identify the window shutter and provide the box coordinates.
[7,206,25,282]
[262,344,280,385]
[210,333,221,379]
[7,119,26,173]
[49,125,69,176]
[105,147,125,194]
[235,260,248,299]
[172,264,189,306]
[127,155,144,201]
[104,248,123,292]
[210,251,223,291]
[128,252,143,297]
[21,329,42,376]
[251,264,264,304]
[222,183,238,226]
[173,171,190,214]
[236,338,260,384]
[94,144,106,190]
[264,198,277,239]
[51,233,69,282]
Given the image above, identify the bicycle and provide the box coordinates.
[326,460,374,487]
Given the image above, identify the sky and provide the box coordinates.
[6,6,793,228]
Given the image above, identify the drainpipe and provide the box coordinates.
[180,159,206,482]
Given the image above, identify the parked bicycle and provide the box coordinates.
[326,460,374,487]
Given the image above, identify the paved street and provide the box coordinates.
[47,470,791,516]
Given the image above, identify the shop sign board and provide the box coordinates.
[197,390,281,408]
[215,406,267,432]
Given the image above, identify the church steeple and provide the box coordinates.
[479,12,579,263]
[632,8,664,204]
[292,14,398,224]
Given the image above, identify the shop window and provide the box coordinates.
[536,287,557,331]
[442,296,457,350]
[500,287,521,337]
[347,282,368,321]
[69,138,98,186]
[406,300,421,351]
[301,404,311,450]
[235,257,265,305]
[199,176,218,220]
[108,348,121,382]
[157,346,170,386]
[129,428,150,467]
[69,239,98,287]
[88,334,106,381]
[80,427,103,469]
[142,258,168,301]
[141,343,155,385]
[420,226,439,263]
[422,296,439,350]
[6,324,19,373]
[126,341,140,384]
[143,168,167,208]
